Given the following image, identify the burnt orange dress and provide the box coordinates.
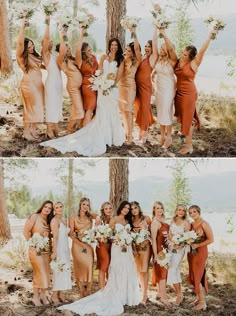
[174,60,200,136]
[135,57,155,130]
[80,55,98,111]
[96,240,112,272]
[152,220,170,285]
[61,59,84,120]
[17,54,45,123]
[28,214,50,289]
[187,221,208,294]
[71,214,93,284]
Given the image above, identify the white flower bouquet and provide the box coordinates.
[166,232,185,253]
[76,13,96,36]
[42,0,59,16]
[27,232,49,255]
[50,257,70,272]
[111,223,134,252]
[204,16,226,40]
[132,229,151,251]
[181,230,201,254]
[88,70,116,96]
[94,224,113,244]
[81,228,98,253]
[10,3,35,26]
[120,16,140,38]
[156,248,172,269]
[150,3,162,18]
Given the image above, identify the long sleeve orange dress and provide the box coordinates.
[152,220,170,285]
[187,221,209,294]
[80,55,98,112]
[174,60,200,136]
[28,214,50,289]
[70,214,94,285]
[134,57,155,130]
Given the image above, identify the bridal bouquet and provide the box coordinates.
[156,248,172,269]
[76,13,96,36]
[80,228,98,253]
[27,232,49,255]
[88,70,116,96]
[120,16,140,38]
[50,257,70,272]
[204,16,226,40]
[181,230,201,254]
[150,3,162,18]
[94,224,113,244]
[151,3,171,37]
[111,224,134,252]
[42,0,59,16]
[166,232,186,253]
[132,229,151,251]
[10,3,35,26]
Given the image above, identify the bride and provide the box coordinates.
[58,201,142,316]
[40,37,125,156]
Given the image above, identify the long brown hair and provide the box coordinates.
[78,197,92,221]
[22,38,41,73]
[130,201,144,221]
[35,200,54,225]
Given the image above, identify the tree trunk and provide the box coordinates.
[67,159,74,218]
[0,0,13,77]
[0,160,12,243]
[106,0,126,51]
[109,159,129,213]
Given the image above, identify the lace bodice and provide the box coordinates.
[169,221,185,235]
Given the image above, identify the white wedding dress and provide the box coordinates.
[58,223,141,316]
[41,60,125,156]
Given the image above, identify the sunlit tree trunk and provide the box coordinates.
[109,159,129,213]
[67,159,74,218]
[106,0,126,50]
[0,159,12,243]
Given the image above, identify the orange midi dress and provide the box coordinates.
[174,60,200,136]
[80,55,98,111]
[96,241,112,272]
[28,214,50,289]
[135,57,155,130]
[187,221,209,294]
[71,215,94,284]
[61,59,84,120]
[152,220,170,285]
[18,54,45,123]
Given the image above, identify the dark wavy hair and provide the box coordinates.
[130,201,144,221]
[78,197,92,221]
[107,38,124,67]
[36,200,54,225]
[185,45,197,60]
[117,200,133,229]
[22,38,41,73]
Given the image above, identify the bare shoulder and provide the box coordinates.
[144,215,151,225]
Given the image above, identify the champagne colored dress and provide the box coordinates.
[70,214,93,284]
[135,57,155,130]
[174,60,200,135]
[152,220,170,285]
[28,214,50,288]
[187,221,208,294]
[154,60,176,125]
[80,55,98,111]
[17,54,45,123]
[61,59,84,121]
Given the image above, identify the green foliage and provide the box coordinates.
[226,56,236,78]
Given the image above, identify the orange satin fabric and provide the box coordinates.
[135,58,155,130]
[80,55,98,111]
[18,54,45,123]
[174,61,200,136]
[71,215,93,283]
[152,221,170,285]
[96,242,112,272]
[29,214,50,289]
[61,59,84,120]
[187,221,208,294]
[118,63,138,112]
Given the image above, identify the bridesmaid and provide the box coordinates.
[50,202,72,304]
[69,197,93,298]
[118,27,142,144]
[151,201,170,305]
[151,29,177,149]
[95,202,113,288]
[76,28,98,126]
[131,201,151,305]
[167,205,190,305]
[23,200,54,306]
[41,15,63,139]
[174,29,218,154]
[16,17,44,141]
[134,30,157,143]
[56,29,84,134]
[187,205,214,311]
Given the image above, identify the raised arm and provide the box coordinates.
[41,15,51,58]
[75,28,86,68]
[56,30,67,68]
[149,29,159,68]
[16,18,27,59]
[50,218,59,260]
[160,29,178,67]
[23,214,37,240]
[130,27,142,64]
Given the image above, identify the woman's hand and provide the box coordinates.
[107,72,116,80]
[154,3,161,12]
[51,252,57,260]
[191,243,199,250]
[129,26,136,34]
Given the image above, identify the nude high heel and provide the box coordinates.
[178,144,193,155]
[192,301,207,311]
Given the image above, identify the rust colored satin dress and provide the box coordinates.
[174,60,200,136]
[135,57,155,130]
[28,214,50,289]
[118,63,138,112]
[80,55,98,111]
[71,215,94,284]
[61,59,84,120]
[133,219,151,273]
[96,240,112,272]
[187,221,208,294]
[18,54,45,123]
[152,220,170,285]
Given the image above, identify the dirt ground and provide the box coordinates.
[0,94,236,158]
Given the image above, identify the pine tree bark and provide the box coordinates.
[0,159,12,243]
[0,0,13,77]
[67,159,74,218]
[106,0,126,50]
[109,159,129,213]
